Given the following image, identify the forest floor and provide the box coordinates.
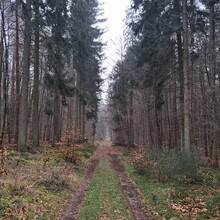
[1,142,220,219]
[0,142,98,219]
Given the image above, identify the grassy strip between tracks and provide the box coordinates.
[78,158,132,220]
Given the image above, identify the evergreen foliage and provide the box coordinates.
[69,0,104,120]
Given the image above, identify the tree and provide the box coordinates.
[128,0,175,148]
[32,0,40,147]
[208,0,218,167]
[108,0,220,166]
[18,0,32,150]
[0,0,9,155]
[182,0,191,151]
[0,0,104,149]
[14,0,20,144]
[44,0,69,144]
[69,0,104,141]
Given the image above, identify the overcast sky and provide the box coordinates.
[100,0,131,99]
[102,0,130,41]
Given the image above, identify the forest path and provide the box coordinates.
[58,142,148,220]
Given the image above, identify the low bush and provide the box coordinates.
[64,152,82,164]
[35,174,70,192]
[133,148,198,182]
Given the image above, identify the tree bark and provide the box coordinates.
[67,97,73,142]
[82,102,86,139]
[0,3,3,132]
[53,94,61,144]
[32,0,40,147]
[0,0,9,147]
[174,0,184,148]
[209,1,218,167]
[182,0,191,151]
[128,85,134,147]
[0,0,3,167]
[18,0,32,150]
[14,0,20,144]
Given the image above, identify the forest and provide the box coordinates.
[0,0,220,219]
[0,0,104,150]
[108,0,220,167]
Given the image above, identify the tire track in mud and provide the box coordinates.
[59,143,148,220]
[58,142,111,220]
[59,159,99,220]
[110,153,148,220]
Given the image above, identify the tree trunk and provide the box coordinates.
[173,74,178,148]
[32,0,40,147]
[0,0,3,167]
[0,5,3,132]
[18,0,32,150]
[53,94,61,144]
[82,102,86,139]
[8,51,16,143]
[46,116,52,142]
[0,0,9,147]
[14,0,20,144]
[182,0,191,151]
[209,2,218,167]
[67,97,73,142]
[75,95,79,140]
[79,101,82,140]
[174,0,184,148]
[128,86,134,147]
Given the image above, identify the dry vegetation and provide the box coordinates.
[121,146,220,219]
[0,143,97,219]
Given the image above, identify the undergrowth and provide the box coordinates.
[132,148,199,182]
[0,143,97,219]
[121,147,220,219]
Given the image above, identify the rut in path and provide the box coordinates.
[110,153,148,220]
[58,143,111,220]
[59,159,99,220]
[58,143,148,220]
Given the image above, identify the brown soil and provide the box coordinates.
[58,142,148,220]
[58,142,111,220]
[110,153,148,220]
[58,159,99,220]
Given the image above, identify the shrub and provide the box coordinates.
[64,153,81,164]
[36,175,70,192]
[132,148,198,182]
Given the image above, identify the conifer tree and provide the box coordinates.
[69,0,104,140]
[44,0,69,143]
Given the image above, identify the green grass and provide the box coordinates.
[122,161,179,219]
[0,183,72,219]
[121,154,220,220]
[78,159,132,220]
[77,143,98,163]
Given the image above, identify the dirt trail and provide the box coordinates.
[59,159,99,220]
[58,142,148,220]
[58,142,111,220]
[110,153,148,220]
